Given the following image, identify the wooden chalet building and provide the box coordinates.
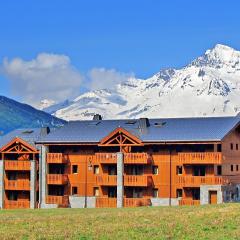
[0,116,240,209]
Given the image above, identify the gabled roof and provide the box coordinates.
[0,128,47,150]
[99,127,143,146]
[36,116,240,144]
[0,137,38,153]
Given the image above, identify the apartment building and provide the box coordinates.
[0,116,240,209]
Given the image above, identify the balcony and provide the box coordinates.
[178,152,222,165]
[179,199,200,206]
[96,175,152,187]
[47,174,68,185]
[93,153,152,165]
[5,179,30,191]
[46,195,69,206]
[124,153,152,164]
[93,153,117,164]
[4,160,31,171]
[95,197,151,208]
[124,198,151,207]
[96,175,117,186]
[4,200,30,209]
[47,153,68,164]
[176,176,226,187]
[124,175,152,187]
[96,197,117,208]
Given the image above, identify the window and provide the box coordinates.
[133,188,143,198]
[152,166,159,175]
[217,165,222,176]
[8,172,17,180]
[153,188,158,198]
[237,165,239,171]
[192,188,200,200]
[176,189,183,198]
[193,166,206,176]
[237,144,239,150]
[8,192,18,201]
[72,186,78,195]
[130,165,143,175]
[94,187,99,197]
[217,144,222,152]
[231,165,234,172]
[72,165,78,174]
[108,187,117,198]
[176,166,183,175]
[94,166,99,174]
[108,166,117,175]
[231,143,234,150]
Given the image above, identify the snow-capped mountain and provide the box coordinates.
[38,99,56,110]
[0,96,65,134]
[42,44,240,121]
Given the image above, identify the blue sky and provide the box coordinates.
[0,0,240,103]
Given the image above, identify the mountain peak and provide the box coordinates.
[191,44,240,68]
[206,44,239,60]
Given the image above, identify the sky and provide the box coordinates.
[0,0,240,105]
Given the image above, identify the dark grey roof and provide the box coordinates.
[37,116,240,143]
[0,128,48,150]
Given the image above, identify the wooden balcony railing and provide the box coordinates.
[92,153,152,165]
[124,198,151,207]
[96,175,152,187]
[124,153,152,164]
[4,160,31,171]
[5,180,30,191]
[124,175,152,187]
[4,200,30,209]
[96,197,117,208]
[178,152,222,164]
[46,195,69,206]
[47,174,68,185]
[96,197,151,208]
[93,153,117,164]
[96,175,117,186]
[176,176,226,187]
[179,199,200,206]
[47,153,68,164]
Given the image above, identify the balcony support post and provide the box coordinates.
[0,160,4,209]
[117,152,124,208]
[39,145,48,208]
[30,160,36,209]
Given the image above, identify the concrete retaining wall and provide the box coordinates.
[151,198,179,206]
[69,196,96,208]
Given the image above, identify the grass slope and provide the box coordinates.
[0,204,239,240]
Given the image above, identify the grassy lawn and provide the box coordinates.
[0,204,239,240]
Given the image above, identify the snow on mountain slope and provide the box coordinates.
[42,44,240,121]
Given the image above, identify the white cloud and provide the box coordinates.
[2,53,83,105]
[1,53,135,106]
[88,68,134,90]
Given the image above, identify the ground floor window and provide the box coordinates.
[94,187,99,197]
[133,188,143,198]
[153,188,158,198]
[192,188,200,200]
[176,189,183,198]
[72,186,78,195]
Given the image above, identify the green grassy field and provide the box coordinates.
[0,204,239,240]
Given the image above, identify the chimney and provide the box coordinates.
[139,118,150,129]
[40,127,50,136]
[93,114,102,121]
